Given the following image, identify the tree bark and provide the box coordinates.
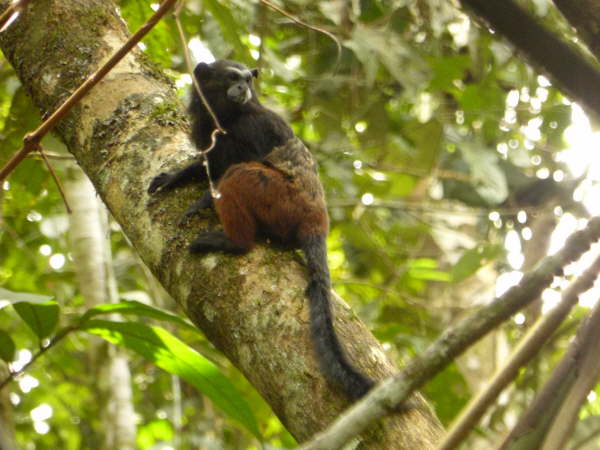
[0,0,442,446]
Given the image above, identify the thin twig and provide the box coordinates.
[0,0,178,183]
[173,1,224,199]
[37,145,72,213]
[173,2,224,133]
[498,291,600,450]
[0,0,29,32]
[27,152,74,160]
[298,216,600,450]
[259,0,342,71]
[437,252,600,450]
[0,325,78,390]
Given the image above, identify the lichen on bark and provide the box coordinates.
[0,0,443,447]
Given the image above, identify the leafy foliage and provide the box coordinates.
[0,0,596,448]
[81,319,260,439]
[12,301,60,340]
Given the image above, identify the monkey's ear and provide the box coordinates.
[250,68,259,78]
[194,62,212,80]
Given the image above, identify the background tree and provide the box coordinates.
[2,0,600,449]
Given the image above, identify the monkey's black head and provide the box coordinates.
[194,60,259,106]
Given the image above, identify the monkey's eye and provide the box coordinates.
[227,72,240,81]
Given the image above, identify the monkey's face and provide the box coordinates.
[224,67,257,104]
[194,61,259,107]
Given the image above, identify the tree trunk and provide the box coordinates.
[0,0,442,446]
[0,180,16,450]
[65,169,137,450]
[0,365,17,450]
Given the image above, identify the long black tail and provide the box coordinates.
[301,235,374,401]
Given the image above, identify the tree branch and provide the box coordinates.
[0,0,178,183]
[459,0,600,120]
[299,217,600,450]
[552,0,600,59]
[438,252,600,450]
[499,289,600,449]
[0,0,442,446]
[0,0,28,32]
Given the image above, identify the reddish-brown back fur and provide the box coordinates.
[214,161,329,251]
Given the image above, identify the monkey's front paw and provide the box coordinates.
[148,173,172,194]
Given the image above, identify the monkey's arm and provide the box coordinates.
[147,161,206,194]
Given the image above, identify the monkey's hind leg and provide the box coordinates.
[190,189,257,254]
[190,163,267,255]
[181,190,214,223]
[189,231,247,254]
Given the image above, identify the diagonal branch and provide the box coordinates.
[0,0,443,446]
[0,0,29,32]
[438,252,600,450]
[499,290,600,449]
[0,0,178,183]
[36,145,71,213]
[459,0,600,120]
[299,216,600,450]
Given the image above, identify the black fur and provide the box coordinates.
[301,235,374,400]
[189,231,245,254]
[188,61,293,181]
[148,60,293,194]
[149,60,374,401]
[148,161,205,194]
[182,190,213,218]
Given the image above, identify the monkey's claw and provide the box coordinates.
[148,173,172,194]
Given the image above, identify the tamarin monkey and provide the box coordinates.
[148,60,374,401]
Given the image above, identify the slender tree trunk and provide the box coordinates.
[65,169,137,450]
[0,365,17,450]
[0,176,16,450]
[0,1,442,446]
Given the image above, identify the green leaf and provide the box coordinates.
[13,301,60,340]
[202,0,253,64]
[424,362,469,425]
[409,268,451,282]
[402,119,443,171]
[79,300,197,332]
[82,320,260,439]
[429,54,471,92]
[347,24,427,90]
[119,0,174,68]
[137,419,174,449]
[407,258,451,282]
[0,330,16,362]
[452,245,503,283]
[0,288,54,309]
[460,143,508,205]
